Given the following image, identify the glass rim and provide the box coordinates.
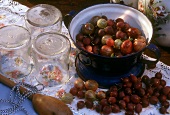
[32,32,71,58]
[0,25,31,50]
[25,4,62,27]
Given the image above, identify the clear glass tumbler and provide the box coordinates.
[0,25,32,80]
[25,4,62,39]
[32,32,71,87]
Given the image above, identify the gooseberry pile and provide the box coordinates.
[76,15,147,57]
[69,72,170,115]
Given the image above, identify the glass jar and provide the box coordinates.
[0,25,32,80]
[32,32,71,87]
[25,4,62,39]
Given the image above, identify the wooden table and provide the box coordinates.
[15,0,170,66]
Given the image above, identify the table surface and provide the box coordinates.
[15,0,170,66]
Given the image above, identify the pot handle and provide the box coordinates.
[63,10,77,29]
[76,51,92,66]
[141,43,161,68]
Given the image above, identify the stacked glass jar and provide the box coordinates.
[0,4,71,88]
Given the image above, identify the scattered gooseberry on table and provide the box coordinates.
[68,71,170,115]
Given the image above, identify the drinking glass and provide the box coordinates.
[0,25,32,80]
[25,4,62,39]
[32,32,71,87]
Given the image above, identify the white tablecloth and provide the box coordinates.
[0,0,170,115]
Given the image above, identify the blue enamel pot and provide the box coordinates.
[66,4,161,74]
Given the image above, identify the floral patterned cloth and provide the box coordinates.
[0,0,170,115]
